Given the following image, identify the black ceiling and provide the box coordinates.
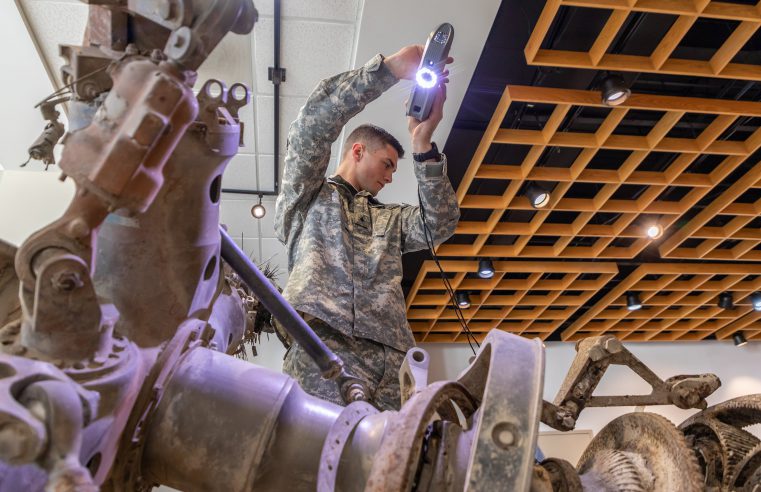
[402,0,761,341]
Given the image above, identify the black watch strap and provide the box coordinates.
[412,142,441,162]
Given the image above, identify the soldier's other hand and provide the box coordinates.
[385,44,454,81]
[408,82,447,150]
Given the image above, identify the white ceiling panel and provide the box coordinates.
[197,31,255,95]
[254,94,305,155]
[17,0,88,88]
[222,153,260,191]
[255,0,361,23]
[253,17,356,97]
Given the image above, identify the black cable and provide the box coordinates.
[418,188,480,355]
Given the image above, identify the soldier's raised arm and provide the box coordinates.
[274,55,402,243]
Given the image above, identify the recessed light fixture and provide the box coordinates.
[750,292,761,311]
[646,224,663,239]
[718,291,734,310]
[601,74,631,106]
[526,183,550,209]
[455,291,471,309]
[478,259,495,279]
[733,332,748,347]
[626,291,642,311]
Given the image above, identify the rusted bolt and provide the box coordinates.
[588,345,607,362]
[561,416,576,429]
[66,218,90,239]
[492,422,519,449]
[604,337,622,354]
[51,271,83,292]
[346,383,367,402]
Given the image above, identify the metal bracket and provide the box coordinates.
[399,347,430,405]
[268,67,286,85]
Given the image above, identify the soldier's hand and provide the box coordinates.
[385,45,423,80]
[385,45,454,81]
[408,79,448,151]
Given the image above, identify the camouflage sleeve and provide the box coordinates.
[400,155,460,253]
[274,54,399,244]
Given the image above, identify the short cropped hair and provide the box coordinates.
[344,124,405,159]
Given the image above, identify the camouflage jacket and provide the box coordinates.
[274,54,459,352]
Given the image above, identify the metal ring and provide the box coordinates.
[364,381,476,492]
[317,400,378,492]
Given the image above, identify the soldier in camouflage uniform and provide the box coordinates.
[274,45,459,411]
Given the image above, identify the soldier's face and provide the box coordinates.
[357,143,398,196]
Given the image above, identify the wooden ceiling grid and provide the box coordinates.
[562,263,761,342]
[407,261,618,343]
[526,0,761,82]
[405,0,761,343]
[436,86,761,261]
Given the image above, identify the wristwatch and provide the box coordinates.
[412,142,441,162]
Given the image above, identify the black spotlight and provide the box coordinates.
[733,332,748,347]
[526,183,550,209]
[626,291,642,311]
[718,292,734,310]
[601,74,631,106]
[751,292,761,311]
[455,291,471,309]
[478,259,495,279]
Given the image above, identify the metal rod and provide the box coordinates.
[219,226,343,378]
[272,0,281,195]
[220,188,278,196]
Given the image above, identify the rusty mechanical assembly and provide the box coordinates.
[22,96,67,170]
[541,335,721,432]
[1,1,761,491]
[679,395,761,491]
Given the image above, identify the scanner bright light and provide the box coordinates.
[416,67,437,89]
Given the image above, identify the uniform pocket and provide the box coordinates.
[373,209,392,236]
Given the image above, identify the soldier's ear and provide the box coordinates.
[351,142,364,162]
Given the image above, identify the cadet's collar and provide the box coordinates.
[329,175,380,204]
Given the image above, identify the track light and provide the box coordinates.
[526,183,550,209]
[718,291,734,310]
[478,259,495,279]
[626,292,642,311]
[646,223,663,239]
[751,292,761,311]
[733,332,748,347]
[455,291,471,309]
[251,195,266,219]
[601,74,630,106]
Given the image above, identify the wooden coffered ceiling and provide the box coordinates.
[405,0,761,344]
[526,0,761,81]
